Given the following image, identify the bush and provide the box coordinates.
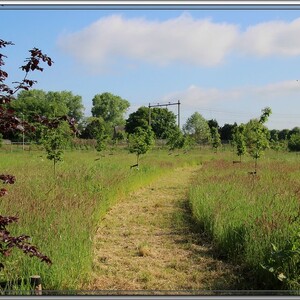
[288,133,300,152]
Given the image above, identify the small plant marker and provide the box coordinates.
[30,275,42,295]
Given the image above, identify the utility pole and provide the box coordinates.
[148,101,181,128]
[148,103,151,127]
[22,112,24,151]
[177,100,180,128]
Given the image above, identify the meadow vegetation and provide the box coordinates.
[189,150,300,290]
[0,147,201,291]
[1,143,300,292]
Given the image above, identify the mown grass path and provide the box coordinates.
[84,166,238,293]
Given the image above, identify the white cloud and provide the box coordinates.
[58,13,238,71]
[58,15,300,72]
[238,18,300,57]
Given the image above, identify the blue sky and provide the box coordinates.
[2,6,300,130]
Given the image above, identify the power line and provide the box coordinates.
[197,107,300,119]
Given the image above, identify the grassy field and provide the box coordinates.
[189,150,300,290]
[0,147,202,291]
[1,145,300,292]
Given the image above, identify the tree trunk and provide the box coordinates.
[54,159,56,177]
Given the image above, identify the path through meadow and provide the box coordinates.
[84,166,238,293]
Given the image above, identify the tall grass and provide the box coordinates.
[189,150,300,289]
[0,147,201,291]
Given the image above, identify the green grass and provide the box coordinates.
[189,150,300,289]
[0,147,202,291]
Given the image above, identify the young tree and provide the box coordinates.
[183,112,211,145]
[42,121,72,176]
[232,124,247,162]
[211,126,221,153]
[128,126,154,168]
[166,127,185,152]
[0,39,53,271]
[245,107,272,173]
[95,123,109,154]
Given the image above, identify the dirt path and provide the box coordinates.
[84,166,238,293]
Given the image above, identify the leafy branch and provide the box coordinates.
[0,39,54,271]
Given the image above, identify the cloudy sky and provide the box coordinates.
[2,5,300,129]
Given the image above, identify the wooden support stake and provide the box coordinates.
[30,275,42,296]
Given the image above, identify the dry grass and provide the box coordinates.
[82,166,239,293]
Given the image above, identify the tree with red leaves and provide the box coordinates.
[0,39,55,270]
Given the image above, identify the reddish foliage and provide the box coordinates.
[0,39,54,267]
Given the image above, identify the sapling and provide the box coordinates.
[42,121,72,176]
[166,127,185,153]
[95,124,108,155]
[232,124,246,162]
[245,107,272,173]
[211,126,221,153]
[128,126,154,169]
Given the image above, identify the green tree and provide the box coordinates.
[220,122,237,142]
[288,133,300,152]
[183,112,211,144]
[13,90,84,122]
[95,124,109,154]
[232,124,247,162]
[211,126,221,153]
[125,106,149,134]
[11,90,83,142]
[11,89,47,122]
[125,106,177,139]
[128,126,154,168]
[91,92,130,126]
[207,119,219,135]
[289,127,300,139]
[269,129,279,141]
[150,107,177,139]
[46,91,84,121]
[245,107,272,173]
[166,127,185,152]
[270,131,281,152]
[80,117,112,140]
[42,121,72,176]
[278,129,290,141]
